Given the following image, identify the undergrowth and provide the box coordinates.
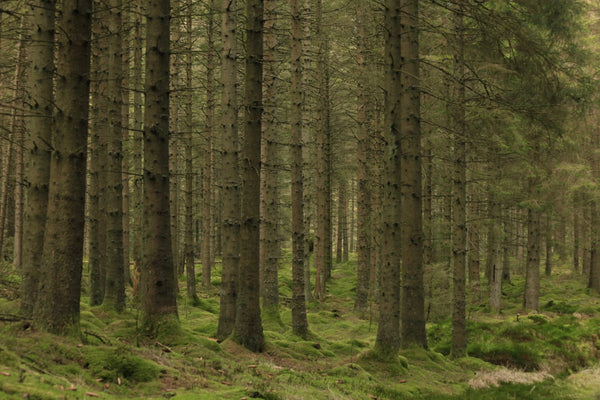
[0,254,599,399]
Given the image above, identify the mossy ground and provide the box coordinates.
[1,256,600,399]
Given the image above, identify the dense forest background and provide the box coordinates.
[1,0,600,398]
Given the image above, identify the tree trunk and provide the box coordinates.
[524,205,541,311]
[202,0,216,289]
[33,0,92,335]
[290,0,309,338]
[88,4,110,306]
[20,0,55,317]
[450,2,467,357]
[260,0,280,319]
[217,0,241,341]
[131,0,144,297]
[104,0,126,312]
[336,180,347,264]
[400,0,426,349]
[184,0,198,305]
[141,0,179,334]
[375,0,402,358]
[233,0,265,352]
[573,194,580,273]
[354,0,371,313]
[488,201,502,313]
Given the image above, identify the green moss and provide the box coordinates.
[83,346,161,383]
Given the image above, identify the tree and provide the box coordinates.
[375,0,402,358]
[140,0,179,334]
[217,0,241,341]
[450,0,467,358]
[20,0,55,318]
[233,0,265,352]
[260,0,281,319]
[33,0,92,335]
[399,0,426,348]
[202,0,216,289]
[104,0,126,312]
[290,0,309,338]
[353,0,372,314]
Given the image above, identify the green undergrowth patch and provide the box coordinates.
[2,257,600,398]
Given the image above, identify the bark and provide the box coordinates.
[33,0,92,335]
[260,0,280,318]
[217,0,241,341]
[290,0,308,338]
[184,0,198,304]
[202,0,216,288]
[400,0,426,348]
[545,213,553,277]
[451,2,467,357]
[104,0,126,312]
[0,25,25,258]
[335,180,347,264]
[423,136,433,266]
[131,0,144,292]
[20,0,55,317]
[233,0,265,353]
[313,0,332,299]
[354,0,371,313]
[488,201,502,313]
[468,187,480,285]
[375,0,402,358]
[141,0,179,334]
[524,205,541,311]
[573,195,580,272]
[88,4,110,306]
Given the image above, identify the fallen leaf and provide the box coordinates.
[117,377,122,386]
[0,372,10,376]
[399,379,407,383]
[85,392,99,397]
[368,395,377,400]
[248,365,258,369]
[67,384,76,391]
[221,381,231,386]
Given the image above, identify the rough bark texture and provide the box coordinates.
[33,0,92,335]
[89,4,110,306]
[217,0,240,341]
[260,0,280,318]
[141,0,179,334]
[354,0,371,313]
[524,206,541,311]
[488,201,502,313]
[375,0,402,358]
[233,0,265,353]
[290,0,308,338]
[313,0,331,300]
[104,0,126,312]
[184,0,198,304]
[451,3,467,357]
[20,0,54,317]
[400,0,427,349]
[202,0,216,289]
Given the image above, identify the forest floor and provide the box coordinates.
[1,254,600,399]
